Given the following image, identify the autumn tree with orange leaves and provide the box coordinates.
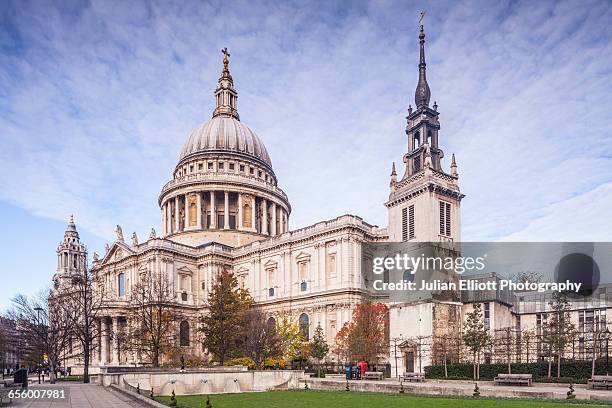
[333,300,389,363]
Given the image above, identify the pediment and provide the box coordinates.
[177,265,193,275]
[236,266,249,276]
[296,251,311,261]
[100,241,134,264]
[263,259,278,269]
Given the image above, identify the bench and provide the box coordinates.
[400,372,425,382]
[0,388,12,406]
[363,371,383,380]
[494,373,532,386]
[590,375,612,389]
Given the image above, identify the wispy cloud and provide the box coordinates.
[0,0,611,250]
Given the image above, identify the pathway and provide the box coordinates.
[7,382,149,408]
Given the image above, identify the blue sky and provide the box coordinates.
[1,0,611,310]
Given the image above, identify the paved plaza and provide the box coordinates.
[6,383,148,408]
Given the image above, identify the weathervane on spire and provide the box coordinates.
[419,10,426,29]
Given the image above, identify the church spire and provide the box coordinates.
[213,47,240,120]
[414,15,431,109]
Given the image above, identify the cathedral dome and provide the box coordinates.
[179,116,272,168]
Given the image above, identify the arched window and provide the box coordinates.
[243,203,252,228]
[414,132,420,149]
[267,317,276,330]
[180,320,190,346]
[299,313,310,341]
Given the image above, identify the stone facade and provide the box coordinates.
[52,27,466,374]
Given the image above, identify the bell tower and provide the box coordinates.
[387,23,465,243]
[52,215,87,291]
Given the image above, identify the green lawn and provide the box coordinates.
[154,390,612,408]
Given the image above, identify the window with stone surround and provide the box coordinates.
[117,272,125,297]
[439,201,451,236]
[179,320,190,346]
[299,313,310,341]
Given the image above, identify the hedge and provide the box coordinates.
[424,360,612,383]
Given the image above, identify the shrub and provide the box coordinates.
[224,357,255,370]
[264,357,287,369]
[424,360,610,383]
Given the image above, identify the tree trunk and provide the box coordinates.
[83,340,90,384]
[473,352,477,380]
[547,351,552,379]
[557,349,562,379]
[444,353,448,378]
[152,349,159,368]
[49,362,56,384]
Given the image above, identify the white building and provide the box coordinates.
[53,27,466,374]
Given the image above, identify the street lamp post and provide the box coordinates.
[34,307,43,384]
[606,328,610,375]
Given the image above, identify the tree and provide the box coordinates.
[54,254,104,383]
[543,293,576,378]
[590,319,610,377]
[310,324,329,377]
[241,309,281,369]
[8,292,72,383]
[200,269,252,365]
[277,315,306,362]
[345,301,389,363]
[521,329,536,364]
[463,303,491,380]
[333,323,350,363]
[128,268,181,367]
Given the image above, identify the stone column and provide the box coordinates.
[237,193,243,230]
[196,192,202,229]
[166,203,171,235]
[161,205,166,236]
[210,191,216,228]
[224,191,229,230]
[174,196,179,232]
[111,316,119,365]
[271,202,277,236]
[251,197,256,232]
[101,318,108,365]
[185,194,191,228]
[262,199,268,235]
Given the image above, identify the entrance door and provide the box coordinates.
[405,351,415,372]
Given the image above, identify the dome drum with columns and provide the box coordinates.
[158,48,291,247]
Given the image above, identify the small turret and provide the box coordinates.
[450,153,458,177]
[390,162,398,187]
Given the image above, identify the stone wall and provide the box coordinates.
[98,368,305,395]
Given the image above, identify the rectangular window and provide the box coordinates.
[299,262,308,281]
[218,162,224,170]
[439,201,451,236]
[208,162,213,170]
[326,254,336,277]
[402,207,408,241]
[401,205,415,241]
[409,205,415,239]
[240,164,245,172]
[118,272,125,297]
[229,163,235,170]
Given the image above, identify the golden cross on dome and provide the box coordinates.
[222,47,230,70]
